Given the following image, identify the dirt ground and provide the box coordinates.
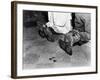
[23,26,91,69]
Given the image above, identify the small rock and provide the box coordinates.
[53,60,57,62]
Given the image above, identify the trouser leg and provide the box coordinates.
[74,32,90,46]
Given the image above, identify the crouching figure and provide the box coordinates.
[38,12,91,56]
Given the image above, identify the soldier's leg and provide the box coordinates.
[77,32,90,46]
[59,29,80,55]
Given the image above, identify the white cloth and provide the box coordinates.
[46,12,72,34]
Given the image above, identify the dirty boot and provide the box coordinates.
[38,25,56,42]
[45,27,55,42]
[59,39,72,56]
[38,29,46,38]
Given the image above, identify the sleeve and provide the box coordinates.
[75,13,91,34]
[75,13,91,40]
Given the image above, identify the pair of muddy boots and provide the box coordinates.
[38,26,82,56]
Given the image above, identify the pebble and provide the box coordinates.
[53,60,57,62]
[49,57,57,62]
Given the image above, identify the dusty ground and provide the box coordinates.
[23,26,91,69]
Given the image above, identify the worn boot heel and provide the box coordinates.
[65,44,72,55]
[45,27,55,42]
[59,39,72,56]
[59,39,66,50]
[38,29,46,38]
